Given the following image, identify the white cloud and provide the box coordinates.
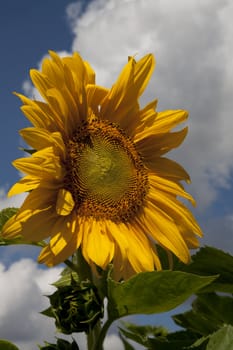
[65,0,233,210]
[0,186,26,210]
[0,258,137,350]
[103,333,124,349]
[0,259,63,350]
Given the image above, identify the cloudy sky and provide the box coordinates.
[0,0,233,349]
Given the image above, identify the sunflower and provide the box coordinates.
[2,51,202,280]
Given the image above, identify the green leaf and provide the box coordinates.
[119,322,168,348]
[119,333,136,350]
[206,325,233,350]
[177,247,233,293]
[0,339,20,350]
[108,271,216,319]
[184,325,233,350]
[119,323,204,350]
[173,293,233,336]
[189,335,211,349]
[148,332,205,350]
[0,207,18,231]
[38,337,79,349]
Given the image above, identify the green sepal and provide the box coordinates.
[52,267,79,288]
[0,340,20,350]
[19,147,35,155]
[107,270,217,319]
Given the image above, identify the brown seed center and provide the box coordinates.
[64,120,148,222]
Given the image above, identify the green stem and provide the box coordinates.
[87,319,102,350]
[65,250,113,349]
[91,318,114,350]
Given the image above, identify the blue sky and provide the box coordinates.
[0,0,233,349]
[1,0,72,184]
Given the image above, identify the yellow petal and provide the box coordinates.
[143,203,190,264]
[136,127,188,156]
[20,128,64,153]
[135,110,188,141]
[82,219,115,269]
[38,228,81,266]
[18,186,55,215]
[145,157,191,183]
[148,189,202,237]
[153,109,188,133]
[101,57,136,122]
[86,84,109,116]
[124,223,155,273]
[13,147,64,180]
[49,214,79,255]
[84,61,95,84]
[133,54,155,97]
[149,174,195,204]
[56,189,75,216]
[8,176,40,196]
[30,69,52,101]
[100,54,155,132]
[106,220,129,261]
[42,52,65,87]
[37,245,55,266]
[60,53,89,121]
[20,209,58,241]
[1,214,22,239]
[19,102,52,129]
[177,224,201,248]
[2,206,56,242]
[135,99,158,133]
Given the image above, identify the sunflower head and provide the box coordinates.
[2,50,202,280]
[64,119,149,222]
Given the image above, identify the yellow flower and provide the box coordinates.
[3,51,202,280]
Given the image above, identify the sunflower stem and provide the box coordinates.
[87,319,102,350]
[91,318,114,350]
[86,318,114,350]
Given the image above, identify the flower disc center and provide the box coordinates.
[78,136,136,203]
[65,120,148,222]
